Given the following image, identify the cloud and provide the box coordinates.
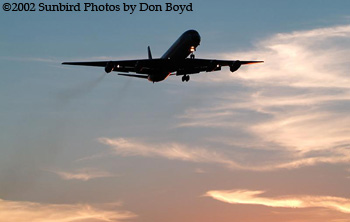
[0,199,136,222]
[48,168,116,181]
[98,137,339,171]
[205,189,350,214]
[274,150,350,169]
[216,25,350,88]
[252,111,350,152]
[174,24,350,170]
[97,136,350,171]
[98,137,243,169]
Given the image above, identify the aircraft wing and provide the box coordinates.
[62,59,170,74]
[62,58,263,76]
[178,58,263,69]
[173,58,263,75]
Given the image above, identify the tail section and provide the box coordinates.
[148,46,152,59]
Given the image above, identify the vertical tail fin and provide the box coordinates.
[148,46,152,59]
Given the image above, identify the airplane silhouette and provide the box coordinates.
[62,30,263,82]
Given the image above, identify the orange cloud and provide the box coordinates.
[48,168,116,181]
[206,189,350,213]
[0,199,136,222]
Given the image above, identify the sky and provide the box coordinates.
[1,0,350,221]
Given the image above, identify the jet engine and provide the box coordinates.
[229,60,241,72]
[105,61,115,73]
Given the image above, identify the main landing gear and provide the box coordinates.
[190,53,195,59]
[182,75,190,82]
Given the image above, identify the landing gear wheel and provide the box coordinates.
[190,54,195,59]
[182,75,190,82]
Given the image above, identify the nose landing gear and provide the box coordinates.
[190,46,196,59]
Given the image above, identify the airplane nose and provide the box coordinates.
[192,32,201,44]
[186,30,201,44]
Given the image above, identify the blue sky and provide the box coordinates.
[1,0,350,221]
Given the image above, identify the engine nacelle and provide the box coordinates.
[229,61,241,72]
[105,61,115,73]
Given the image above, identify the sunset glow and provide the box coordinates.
[1,1,350,222]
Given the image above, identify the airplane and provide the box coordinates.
[62,30,263,83]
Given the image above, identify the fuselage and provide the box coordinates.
[148,30,201,82]
[161,30,201,60]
